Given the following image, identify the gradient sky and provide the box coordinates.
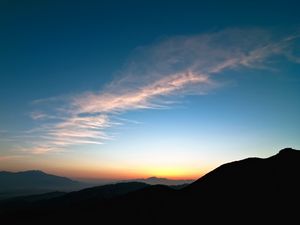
[1,0,300,180]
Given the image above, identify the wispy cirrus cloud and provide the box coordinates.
[73,71,210,114]
[22,28,299,154]
[21,114,113,154]
[30,111,53,120]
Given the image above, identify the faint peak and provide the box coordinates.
[20,170,46,174]
[146,177,167,181]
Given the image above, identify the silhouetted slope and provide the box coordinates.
[1,148,300,224]
[180,148,300,222]
[185,148,300,194]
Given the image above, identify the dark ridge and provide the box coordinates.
[53,182,149,204]
[276,147,300,157]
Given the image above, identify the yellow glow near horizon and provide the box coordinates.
[139,166,204,180]
[38,163,207,180]
[0,150,214,181]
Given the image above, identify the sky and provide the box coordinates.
[0,0,300,180]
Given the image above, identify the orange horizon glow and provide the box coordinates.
[0,153,214,181]
[48,167,206,181]
[2,166,205,181]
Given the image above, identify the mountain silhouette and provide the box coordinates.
[45,181,149,206]
[1,148,299,224]
[130,176,194,186]
[185,147,300,193]
[0,170,83,199]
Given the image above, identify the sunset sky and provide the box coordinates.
[1,0,300,180]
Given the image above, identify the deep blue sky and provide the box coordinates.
[0,0,300,179]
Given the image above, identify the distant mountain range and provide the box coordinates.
[0,170,193,199]
[0,170,84,199]
[0,148,299,224]
[129,176,194,186]
[0,170,78,189]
